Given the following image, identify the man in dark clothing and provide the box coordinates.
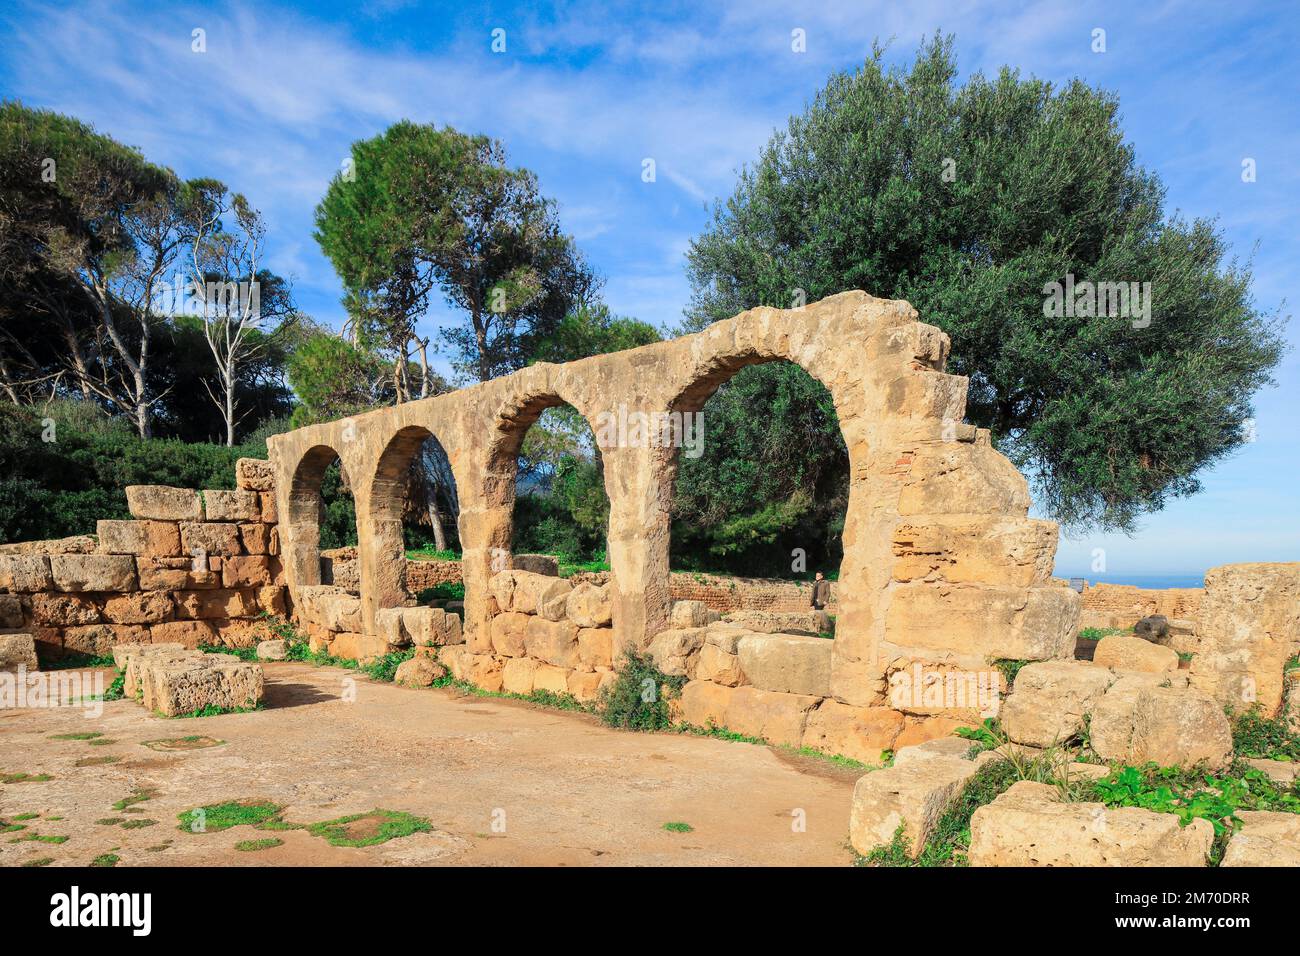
[810,571,831,610]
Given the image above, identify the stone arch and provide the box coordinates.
[282,442,350,592]
[357,423,463,629]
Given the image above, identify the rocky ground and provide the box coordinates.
[0,663,858,867]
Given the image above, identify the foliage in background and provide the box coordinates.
[685,36,1286,532]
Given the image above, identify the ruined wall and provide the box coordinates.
[0,459,286,663]
[1077,582,1203,630]
[267,291,1080,715]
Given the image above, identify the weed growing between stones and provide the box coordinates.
[1230,705,1300,761]
[1,771,52,783]
[10,833,68,844]
[307,809,432,847]
[198,643,261,663]
[90,853,119,867]
[360,649,414,683]
[104,669,125,702]
[162,701,264,719]
[675,720,873,771]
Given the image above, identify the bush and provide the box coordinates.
[596,650,685,732]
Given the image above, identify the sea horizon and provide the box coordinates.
[1055,572,1206,590]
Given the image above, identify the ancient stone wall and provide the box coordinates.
[267,291,1080,714]
[1077,582,1203,630]
[0,459,286,663]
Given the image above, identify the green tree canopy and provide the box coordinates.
[315,121,599,386]
[685,37,1286,532]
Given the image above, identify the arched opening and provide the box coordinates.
[510,403,610,576]
[367,425,462,616]
[285,443,354,590]
[666,358,849,636]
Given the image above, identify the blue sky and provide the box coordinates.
[2,0,1296,581]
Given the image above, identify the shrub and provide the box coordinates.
[596,650,685,732]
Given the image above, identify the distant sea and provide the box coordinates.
[1057,573,1205,589]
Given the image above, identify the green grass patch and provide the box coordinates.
[13,812,39,821]
[307,809,432,847]
[22,857,54,867]
[120,819,156,829]
[662,821,694,833]
[162,701,264,719]
[178,800,286,833]
[1,772,52,783]
[75,755,121,767]
[96,818,125,826]
[90,853,119,867]
[50,731,104,741]
[235,837,283,852]
[43,652,116,670]
[10,833,69,844]
[198,643,261,663]
[104,668,125,702]
[141,735,225,751]
[405,548,461,563]
[112,789,155,811]
[1077,626,1133,642]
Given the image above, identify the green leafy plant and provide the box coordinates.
[662,821,694,833]
[307,809,431,848]
[596,650,684,731]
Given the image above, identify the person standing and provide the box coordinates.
[810,571,830,610]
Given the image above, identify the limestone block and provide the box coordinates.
[203,489,261,522]
[174,589,258,621]
[723,609,830,637]
[849,754,980,857]
[1093,634,1179,674]
[235,457,275,492]
[100,590,173,625]
[490,611,531,656]
[1243,758,1298,787]
[96,519,180,557]
[968,781,1214,866]
[695,643,746,687]
[703,624,748,654]
[677,681,819,746]
[394,656,445,687]
[149,620,218,648]
[567,669,603,702]
[49,554,137,592]
[891,736,979,766]
[0,594,23,627]
[501,656,540,695]
[513,554,559,576]
[64,624,149,656]
[179,522,242,557]
[31,593,100,626]
[567,582,613,628]
[295,586,361,631]
[801,700,903,763]
[402,605,461,646]
[125,485,202,521]
[736,632,833,696]
[890,515,1058,587]
[1220,811,1300,867]
[577,627,613,670]
[144,657,264,716]
[897,441,1031,517]
[0,554,53,592]
[533,663,571,694]
[1191,562,1300,714]
[646,627,706,677]
[884,582,1077,662]
[1090,684,1233,769]
[375,607,407,646]
[537,592,569,622]
[671,600,720,628]
[1000,661,1117,748]
[489,570,572,614]
[256,639,288,661]
[137,561,219,591]
[256,586,287,616]
[0,633,38,672]
[525,616,580,668]
[259,493,278,523]
[238,524,274,555]
[461,653,505,692]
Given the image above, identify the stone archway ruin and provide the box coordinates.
[267,291,1080,721]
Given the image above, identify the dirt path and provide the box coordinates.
[0,663,859,867]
